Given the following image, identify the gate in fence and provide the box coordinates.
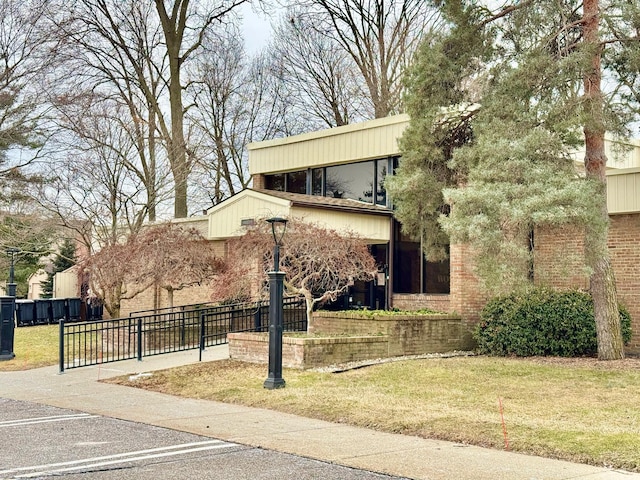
[59,297,306,372]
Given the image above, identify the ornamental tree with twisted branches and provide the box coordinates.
[82,223,222,317]
[211,218,378,327]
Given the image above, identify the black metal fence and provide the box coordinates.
[59,297,307,372]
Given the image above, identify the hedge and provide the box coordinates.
[474,288,632,357]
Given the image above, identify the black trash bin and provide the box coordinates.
[15,300,35,327]
[34,299,52,324]
[51,299,66,323]
[65,298,81,322]
[89,303,103,321]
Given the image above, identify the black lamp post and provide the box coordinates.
[6,248,19,297]
[263,217,287,390]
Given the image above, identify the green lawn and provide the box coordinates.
[0,324,59,371]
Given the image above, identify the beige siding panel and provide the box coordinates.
[54,269,79,298]
[27,270,47,299]
[208,194,291,239]
[571,137,640,169]
[249,115,410,175]
[291,207,391,243]
[607,169,640,214]
[170,216,209,236]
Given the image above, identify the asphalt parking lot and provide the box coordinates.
[0,399,408,480]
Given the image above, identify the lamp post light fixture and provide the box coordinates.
[5,247,19,297]
[263,217,288,390]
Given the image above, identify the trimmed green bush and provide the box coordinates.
[475,288,632,357]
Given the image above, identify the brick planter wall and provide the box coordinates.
[392,294,451,313]
[228,332,389,369]
[311,311,466,355]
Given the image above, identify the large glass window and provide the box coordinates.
[376,160,388,206]
[264,173,285,191]
[312,168,323,196]
[325,160,375,202]
[286,171,306,194]
[393,222,449,294]
[262,158,395,206]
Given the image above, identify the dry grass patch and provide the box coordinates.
[106,355,640,471]
[0,325,58,371]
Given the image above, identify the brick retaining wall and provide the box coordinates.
[311,311,467,355]
[228,332,390,369]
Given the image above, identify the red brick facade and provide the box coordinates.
[397,214,640,351]
[609,214,640,350]
[119,240,227,317]
[534,214,640,350]
[390,243,487,349]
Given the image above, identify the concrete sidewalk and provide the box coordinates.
[1,347,638,480]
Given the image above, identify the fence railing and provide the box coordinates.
[59,297,307,372]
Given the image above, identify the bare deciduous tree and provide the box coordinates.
[134,223,223,308]
[52,0,247,219]
[271,9,365,127]
[37,97,155,251]
[188,26,255,204]
[80,236,150,318]
[82,222,222,316]
[211,218,378,327]
[279,0,442,119]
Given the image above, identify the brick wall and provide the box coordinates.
[534,214,640,350]
[392,294,450,313]
[533,225,589,290]
[252,174,265,189]
[118,240,228,317]
[448,243,489,348]
[609,214,640,350]
[120,282,215,317]
[311,311,465,355]
[228,332,390,369]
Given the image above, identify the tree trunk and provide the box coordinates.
[156,0,190,219]
[582,0,624,360]
[303,291,314,333]
[166,287,175,309]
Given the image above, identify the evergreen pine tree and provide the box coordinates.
[387,1,640,359]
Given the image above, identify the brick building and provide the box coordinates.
[123,114,640,350]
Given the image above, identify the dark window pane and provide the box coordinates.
[424,260,450,294]
[392,222,450,294]
[393,239,421,293]
[286,171,307,194]
[264,174,285,191]
[376,160,388,206]
[325,160,375,202]
[312,168,323,196]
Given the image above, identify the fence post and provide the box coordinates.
[254,307,262,332]
[58,320,65,374]
[137,318,143,362]
[199,312,205,362]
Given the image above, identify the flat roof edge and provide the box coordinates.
[247,114,410,151]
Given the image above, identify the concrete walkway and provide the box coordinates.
[1,347,638,480]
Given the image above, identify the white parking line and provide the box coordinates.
[0,440,239,478]
[0,413,98,428]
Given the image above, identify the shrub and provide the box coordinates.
[474,288,632,357]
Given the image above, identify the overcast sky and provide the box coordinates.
[240,3,274,54]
